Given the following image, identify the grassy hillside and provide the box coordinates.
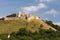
[0,19,56,34]
[0,19,40,34]
[0,19,60,40]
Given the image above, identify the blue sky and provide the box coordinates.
[0,0,60,25]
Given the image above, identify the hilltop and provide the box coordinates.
[0,19,60,40]
[0,11,57,34]
[0,12,60,40]
[0,18,56,34]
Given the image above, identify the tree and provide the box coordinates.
[16,28,28,36]
[45,20,53,26]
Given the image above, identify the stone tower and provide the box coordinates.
[20,11,27,19]
[17,11,21,17]
[27,13,35,21]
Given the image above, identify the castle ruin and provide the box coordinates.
[3,11,40,21]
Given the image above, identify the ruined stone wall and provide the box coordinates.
[4,17,20,20]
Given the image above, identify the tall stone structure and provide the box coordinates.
[20,11,27,19]
[17,11,21,17]
[27,13,35,21]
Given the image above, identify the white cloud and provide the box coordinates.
[53,22,60,26]
[39,0,52,2]
[38,3,47,8]
[23,3,47,12]
[35,0,52,2]
[45,9,59,17]
[23,6,38,12]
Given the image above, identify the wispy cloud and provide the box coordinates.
[35,0,52,2]
[53,22,60,26]
[23,3,47,12]
[45,9,59,17]
[39,0,52,2]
